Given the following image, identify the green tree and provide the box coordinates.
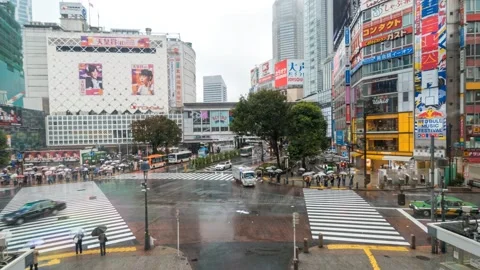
[287,102,328,168]
[0,130,10,166]
[131,115,182,154]
[230,90,290,167]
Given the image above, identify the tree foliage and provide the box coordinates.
[287,102,328,168]
[131,115,182,154]
[0,130,9,166]
[230,90,290,167]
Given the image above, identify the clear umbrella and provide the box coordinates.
[326,170,334,175]
[275,169,283,173]
[24,239,44,248]
[339,171,348,175]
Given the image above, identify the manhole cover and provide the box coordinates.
[416,255,431,261]
[384,255,390,258]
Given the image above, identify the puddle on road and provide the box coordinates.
[245,248,281,256]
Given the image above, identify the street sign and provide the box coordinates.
[16,153,23,160]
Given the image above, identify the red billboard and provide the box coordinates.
[362,27,413,47]
[24,150,81,163]
[274,60,288,88]
[363,16,403,39]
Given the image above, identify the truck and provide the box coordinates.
[232,166,256,187]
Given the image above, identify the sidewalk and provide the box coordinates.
[294,245,446,270]
[39,245,192,270]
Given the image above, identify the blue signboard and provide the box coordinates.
[16,153,23,160]
[336,130,344,145]
[342,151,348,158]
[362,46,413,65]
[344,27,350,46]
[345,70,351,85]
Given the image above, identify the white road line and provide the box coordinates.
[306,208,380,215]
[309,219,390,226]
[397,209,428,233]
[311,227,400,235]
[309,222,396,231]
[307,212,384,219]
[313,236,410,246]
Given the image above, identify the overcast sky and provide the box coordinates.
[32,0,273,102]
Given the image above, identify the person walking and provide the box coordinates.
[29,246,39,270]
[98,232,107,256]
[74,230,84,254]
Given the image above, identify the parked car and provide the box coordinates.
[1,199,67,225]
[409,196,479,217]
[215,161,232,171]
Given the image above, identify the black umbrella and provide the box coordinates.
[91,225,107,237]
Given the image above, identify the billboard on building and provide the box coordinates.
[168,59,176,107]
[274,60,288,88]
[371,0,412,20]
[250,67,259,87]
[80,36,150,48]
[59,2,86,17]
[210,111,229,128]
[79,63,103,96]
[24,150,81,162]
[131,64,154,95]
[360,0,390,10]
[258,60,274,84]
[363,16,403,39]
[414,0,447,141]
[0,105,22,126]
[47,33,168,114]
[287,60,304,86]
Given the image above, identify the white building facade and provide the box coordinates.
[167,39,196,108]
[272,0,304,62]
[203,75,227,103]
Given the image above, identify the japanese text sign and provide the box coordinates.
[363,16,403,39]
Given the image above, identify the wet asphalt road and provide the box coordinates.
[96,168,307,270]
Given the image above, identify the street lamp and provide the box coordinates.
[140,160,151,251]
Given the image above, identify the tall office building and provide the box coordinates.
[0,1,24,107]
[272,0,304,62]
[203,75,227,103]
[7,0,32,27]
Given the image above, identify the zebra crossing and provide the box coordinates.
[303,189,410,246]
[0,182,135,253]
[114,172,234,181]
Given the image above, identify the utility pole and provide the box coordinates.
[176,209,180,257]
[363,111,368,188]
[293,212,299,261]
[430,136,436,254]
[141,160,151,251]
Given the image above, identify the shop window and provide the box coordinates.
[367,118,398,132]
[368,138,398,151]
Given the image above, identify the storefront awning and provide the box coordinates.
[361,154,384,160]
[382,156,413,162]
[351,152,362,157]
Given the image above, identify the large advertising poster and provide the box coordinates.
[287,60,305,86]
[79,63,103,96]
[210,111,229,128]
[24,150,81,162]
[168,59,176,107]
[258,60,274,84]
[250,67,258,87]
[414,0,447,141]
[0,105,22,126]
[363,16,402,39]
[274,60,288,88]
[80,36,150,48]
[132,64,154,95]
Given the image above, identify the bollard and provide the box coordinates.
[318,233,323,248]
[410,234,416,249]
[295,247,300,260]
[293,259,299,270]
[303,238,309,253]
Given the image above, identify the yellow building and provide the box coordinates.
[351,112,414,171]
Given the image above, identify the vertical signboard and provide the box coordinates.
[169,59,176,108]
[286,59,304,87]
[274,60,288,88]
[459,0,466,144]
[175,57,183,107]
[250,67,259,87]
[414,0,447,142]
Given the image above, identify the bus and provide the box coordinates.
[146,154,167,169]
[240,146,254,157]
[168,151,193,164]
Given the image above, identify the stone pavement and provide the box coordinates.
[293,245,446,270]
[38,245,192,270]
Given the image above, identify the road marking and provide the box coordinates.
[38,246,137,261]
[397,209,428,233]
[364,248,380,270]
[327,244,409,251]
[35,258,61,268]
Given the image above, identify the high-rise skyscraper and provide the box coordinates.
[203,75,227,103]
[7,0,32,27]
[272,0,304,62]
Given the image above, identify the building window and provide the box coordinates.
[368,138,398,151]
[363,9,371,22]
[367,118,398,132]
[402,13,412,27]
[403,92,409,102]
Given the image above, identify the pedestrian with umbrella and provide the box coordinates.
[24,239,43,270]
[72,228,84,254]
[91,225,108,256]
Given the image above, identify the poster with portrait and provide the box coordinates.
[0,105,22,126]
[132,64,154,95]
[79,63,103,96]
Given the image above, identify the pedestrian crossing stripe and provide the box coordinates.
[0,182,135,254]
[303,189,409,246]
[114,172,234,182]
